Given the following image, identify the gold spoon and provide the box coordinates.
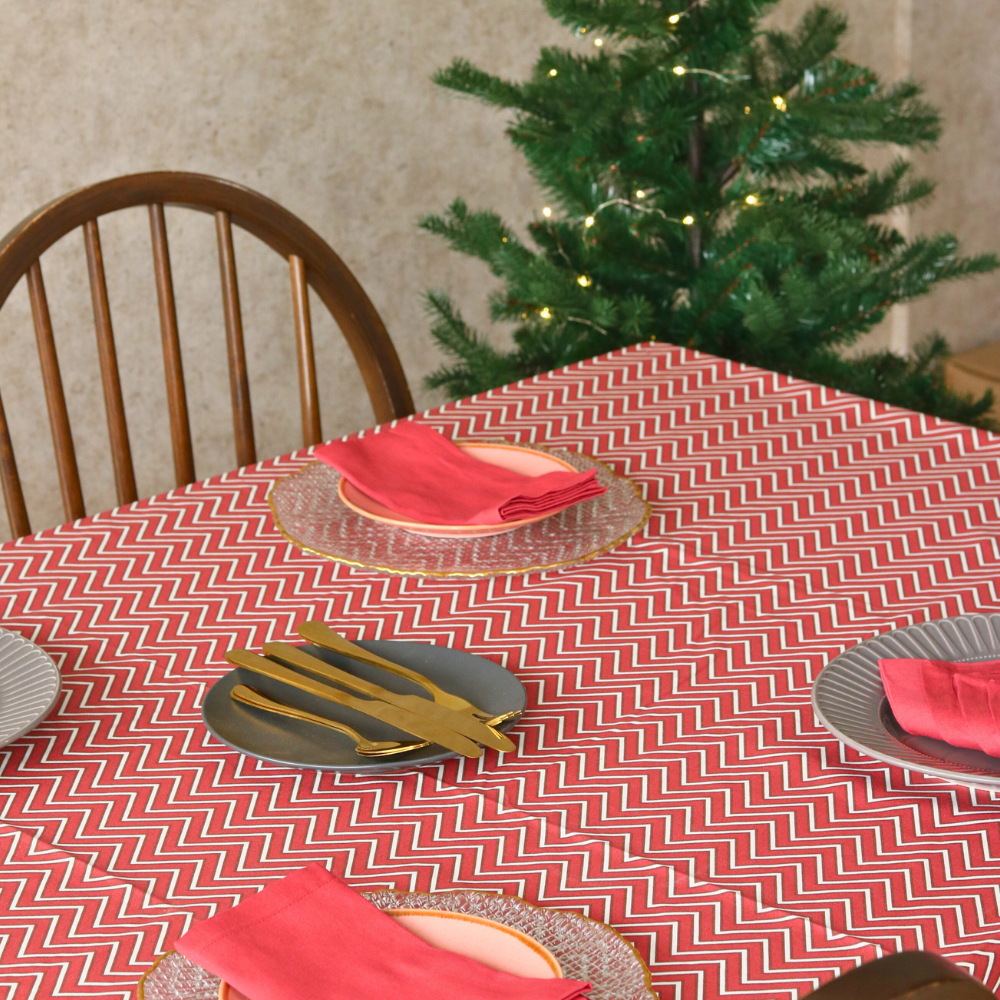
[230,684,431,758]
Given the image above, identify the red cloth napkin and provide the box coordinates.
[313,422,606,525]
[878,657,1000,756]
[174,864,591,1000]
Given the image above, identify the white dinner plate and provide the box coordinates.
[812,613,1000,790]
[0,626,60,747]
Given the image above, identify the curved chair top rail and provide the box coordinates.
[0,171,413,422]
[804,952,995,1000]
[0,171,415,539]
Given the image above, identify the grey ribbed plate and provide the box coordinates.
[813,614,1000,790]
[0,627,60,747]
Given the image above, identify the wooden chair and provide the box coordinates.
[802,952,995,1000]
[0,170,414,539]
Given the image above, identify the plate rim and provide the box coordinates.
[812,612,1000,789]
[0,625,61,748]
[383,906,563,977]
[369,889,656,997]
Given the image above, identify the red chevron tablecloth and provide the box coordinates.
[2,342,1000,1000]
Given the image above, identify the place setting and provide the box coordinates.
[202,618,527,771]
[137,863,658,1000]
[813,612,1000,790]
[268,421,649,578]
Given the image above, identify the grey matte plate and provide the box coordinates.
[812,613,1000,790]
[202,640,526,772]
[0,626,60,748]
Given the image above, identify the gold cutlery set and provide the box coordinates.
[226,621,519,759]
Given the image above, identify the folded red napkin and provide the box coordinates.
[313,422,606,525]
[878,657,1000,756]
[174,864,591,1000]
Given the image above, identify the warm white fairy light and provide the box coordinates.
[745,195,757,205]
[673,65,686,76]
[578,275,592,287]
[585,216,595,227]
[542,206,552,217]
[773,95,786,111]
[539,307,552,319]
[635,190,645,199]
[744,105,750,114]
[594,38,603,46]
[668,13,681,23]
[549,68,558,77]
[682,215,695,225]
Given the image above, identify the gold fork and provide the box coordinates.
[231,684,431,758]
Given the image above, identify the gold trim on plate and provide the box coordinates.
[267,441,651,579]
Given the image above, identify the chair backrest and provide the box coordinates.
[803,952,996,1000]
[0,170,414,539]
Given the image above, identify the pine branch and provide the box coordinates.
[420,0,999,431]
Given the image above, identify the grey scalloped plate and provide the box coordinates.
[812,613,1000,790]
[0,626,60,748]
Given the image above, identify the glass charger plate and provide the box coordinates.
[0,626,60,748]
[268,443,649,578]
[138,889,657,1000]
[812,613,1000,790]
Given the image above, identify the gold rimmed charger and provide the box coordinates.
[137,888,658,1000]
[267,441,649,579]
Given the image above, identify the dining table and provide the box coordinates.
[1,340,1000,1000]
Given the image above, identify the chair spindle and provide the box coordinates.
[289,254,322,447]
[215,211,255,467]
[0,390,29,538]
[83,219,137,506]
[148,204,196,487]
[27,261,85,521]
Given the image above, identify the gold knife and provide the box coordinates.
[264,642,515,753]
[225,649,483,758]
[298,621,499,721]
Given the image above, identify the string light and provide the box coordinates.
[635,190,645,199]
[585,216,595,227]
[744,106,750,114]
[673,66,686,76]
[578,275,592,287]
[502,237,507,242]
[668,13,681,23]
[594,38,603,47]
[539,307,552,319]
[745,195,757,205]
[682,215,695,225]
[773,95,786,111]
[542,206,552,217]
[549,68,558,77]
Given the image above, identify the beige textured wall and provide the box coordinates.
[0,0,569,539]
[771,0,1000,359]
[0,1,996,540]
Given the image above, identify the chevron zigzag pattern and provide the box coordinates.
[0,342,998,998]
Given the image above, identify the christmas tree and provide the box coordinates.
[421,1,998,427]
